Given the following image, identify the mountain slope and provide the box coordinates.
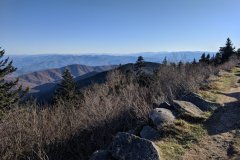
[13,64,116,89]
[27,62,161,102]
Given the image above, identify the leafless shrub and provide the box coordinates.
[149,63,217,101]
[218,55,239,71]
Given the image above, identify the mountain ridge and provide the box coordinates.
[8,64,116,89]
[26,62,161,102]
[8,52,215,76]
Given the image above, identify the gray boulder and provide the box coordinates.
[181,92,221,111]
[173,100,204,118]
[90,150,113,160]
[140,125,160,141]
[149,108,176,129]
[110,132,160,160]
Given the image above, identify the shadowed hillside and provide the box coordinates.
[7,64,116,89]
[24,62,160,102]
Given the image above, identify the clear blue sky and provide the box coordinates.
[0,0,239,55]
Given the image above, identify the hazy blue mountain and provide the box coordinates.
[8,52,214,76]
[27,62,161,102]
[7,64,116,89]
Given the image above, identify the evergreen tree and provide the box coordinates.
[219,38,236,62]
[134,56,145,76]
[162,57,167,65]
[0,48,26,111]
[133,56,151,86]
[178,61,183,68]
[199,53,206,63]
[192,58,197,65]
[54,69,77,101]
[206,54,210,63]
[214,52,222,65]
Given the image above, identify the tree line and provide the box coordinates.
[198,38,240,65]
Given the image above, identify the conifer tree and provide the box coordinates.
[206,54,210,64]
[219,38,236,62]
[192,58,197,65]
[199,53,206,63]
[0,48,26,111]
[54,69,77,101]
[133,56,151,86]
[178,61,183,68]
[214,52,222,65]
[162,57,167,65]
[134,56,145,76]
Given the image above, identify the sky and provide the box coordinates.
[0,0,239,55]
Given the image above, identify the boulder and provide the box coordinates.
[90,150,113,160]
[110,132,160,160]
[173,100,204,118]
[140,125,160,141]
[181,92,221,111]
[149,108,176,129]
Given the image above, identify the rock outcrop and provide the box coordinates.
[110,132,160,160]
[149,108,176,129]
[181,92,221,111]
[90,132,161,160]
[173,100,204,119]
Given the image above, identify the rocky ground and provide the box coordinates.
[182,66,240,160]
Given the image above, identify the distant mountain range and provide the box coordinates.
[7,64,116,90]
[16,62,160,102]
[8,51,215,76]
[4,51,214,102]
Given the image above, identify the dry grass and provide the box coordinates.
[155,120,207,160]
[199,60,239,103]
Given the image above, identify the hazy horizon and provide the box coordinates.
[7,51,216,56]
[1,0,239,55]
